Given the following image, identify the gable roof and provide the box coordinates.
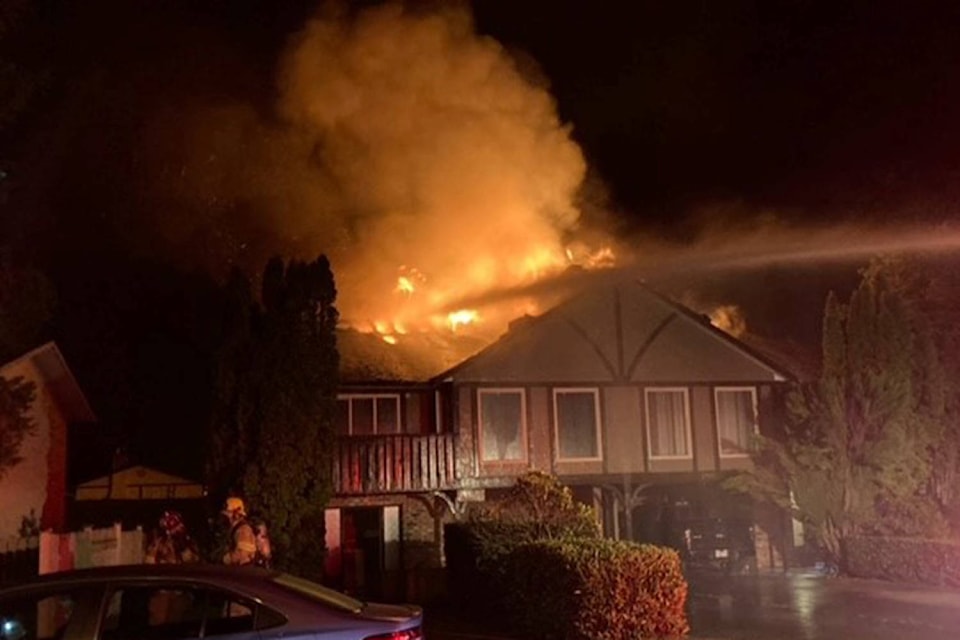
[0,341,97,422]
[433,278,794,384]
[76,464,201,490]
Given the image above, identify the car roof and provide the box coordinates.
[0,564,279,596]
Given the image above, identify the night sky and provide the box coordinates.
[5,0,960,478]
[473,0,960,230]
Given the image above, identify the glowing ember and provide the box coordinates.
[397,276,415,295]
[382,335,398,345]
[447,309,479,331]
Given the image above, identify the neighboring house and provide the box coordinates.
[325,279,797,599]
[0,342,96,542]
[74,465,205,501]
[71,465,206,532]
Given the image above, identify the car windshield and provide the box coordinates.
[271,573,364,614]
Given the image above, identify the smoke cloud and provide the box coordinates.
[275,2,588,331]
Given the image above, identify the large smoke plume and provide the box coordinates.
[277,3,589,331]
[142,2,595,339]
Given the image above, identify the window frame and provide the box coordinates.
[644,387,693,461]
[714,386,759,459]
[552,387,603,463]
[476,387,528,463]
[336,393,402,435]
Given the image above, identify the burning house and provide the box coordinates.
[323,277,797,600]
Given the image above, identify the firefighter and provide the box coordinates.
[221,497,259,566]
[145,510,199,564]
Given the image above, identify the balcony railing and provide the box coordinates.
[333,433,458,495]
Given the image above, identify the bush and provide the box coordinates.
[445,473,688,638]
[504,539,689,640]
[444,472,602,622]
[473,471,602,540]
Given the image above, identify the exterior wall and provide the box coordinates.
[455,386,478,483]
[527,386,551,473]
[449,380,770,481]
[691,386,717,472]
[0,359,64,540]
[42,401,68,532]
[602,386,645,474]
[402,390,425,434]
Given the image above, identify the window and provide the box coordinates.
[645,388,692,459]
[101,587,204,640]
[553,388,602,461]
[0,588,100,640]
[99,587,272,640]
[336,394,401,435]
[715,387,758,457]
[478,389,526,462]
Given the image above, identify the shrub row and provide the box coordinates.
[845,535,960,587]
[444,522,689,639]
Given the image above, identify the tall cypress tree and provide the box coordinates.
[728,257,949,565]
[207,255,339,577]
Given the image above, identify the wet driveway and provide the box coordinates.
[689,570,960,639]
[427,570,960,639]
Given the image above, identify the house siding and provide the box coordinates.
[0,359,53,539]
[692,385,717,472]
[455,386,477,483]
[528,386,551,472]
[602,385,645,474]
[42,403,69,531]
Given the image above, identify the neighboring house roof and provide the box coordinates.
[0,341,96,423]
[75,464,204,501]
[433,278,795,384]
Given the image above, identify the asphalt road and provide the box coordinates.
[428,570,960,639]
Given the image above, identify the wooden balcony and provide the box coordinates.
[333,434,459,495]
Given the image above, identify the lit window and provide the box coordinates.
[553,388,602,461]
[645,388,692,459]
[478,389,526,462]
[715,387,757,457]
[336,395,402,435]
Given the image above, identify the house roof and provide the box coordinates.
[0,341,97,422]
[76,464,201,489]
[337,328,487,383]
[433,278,796,384]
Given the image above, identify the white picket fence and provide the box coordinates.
[39,523,144,574]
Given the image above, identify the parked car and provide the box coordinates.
[0,564,423,640]
[683,517,755,574]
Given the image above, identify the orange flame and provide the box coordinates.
[447,309,479,331]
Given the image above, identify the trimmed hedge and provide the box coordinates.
[503,539,689,640]
[846,535,960,587]
[445,521,689,640]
